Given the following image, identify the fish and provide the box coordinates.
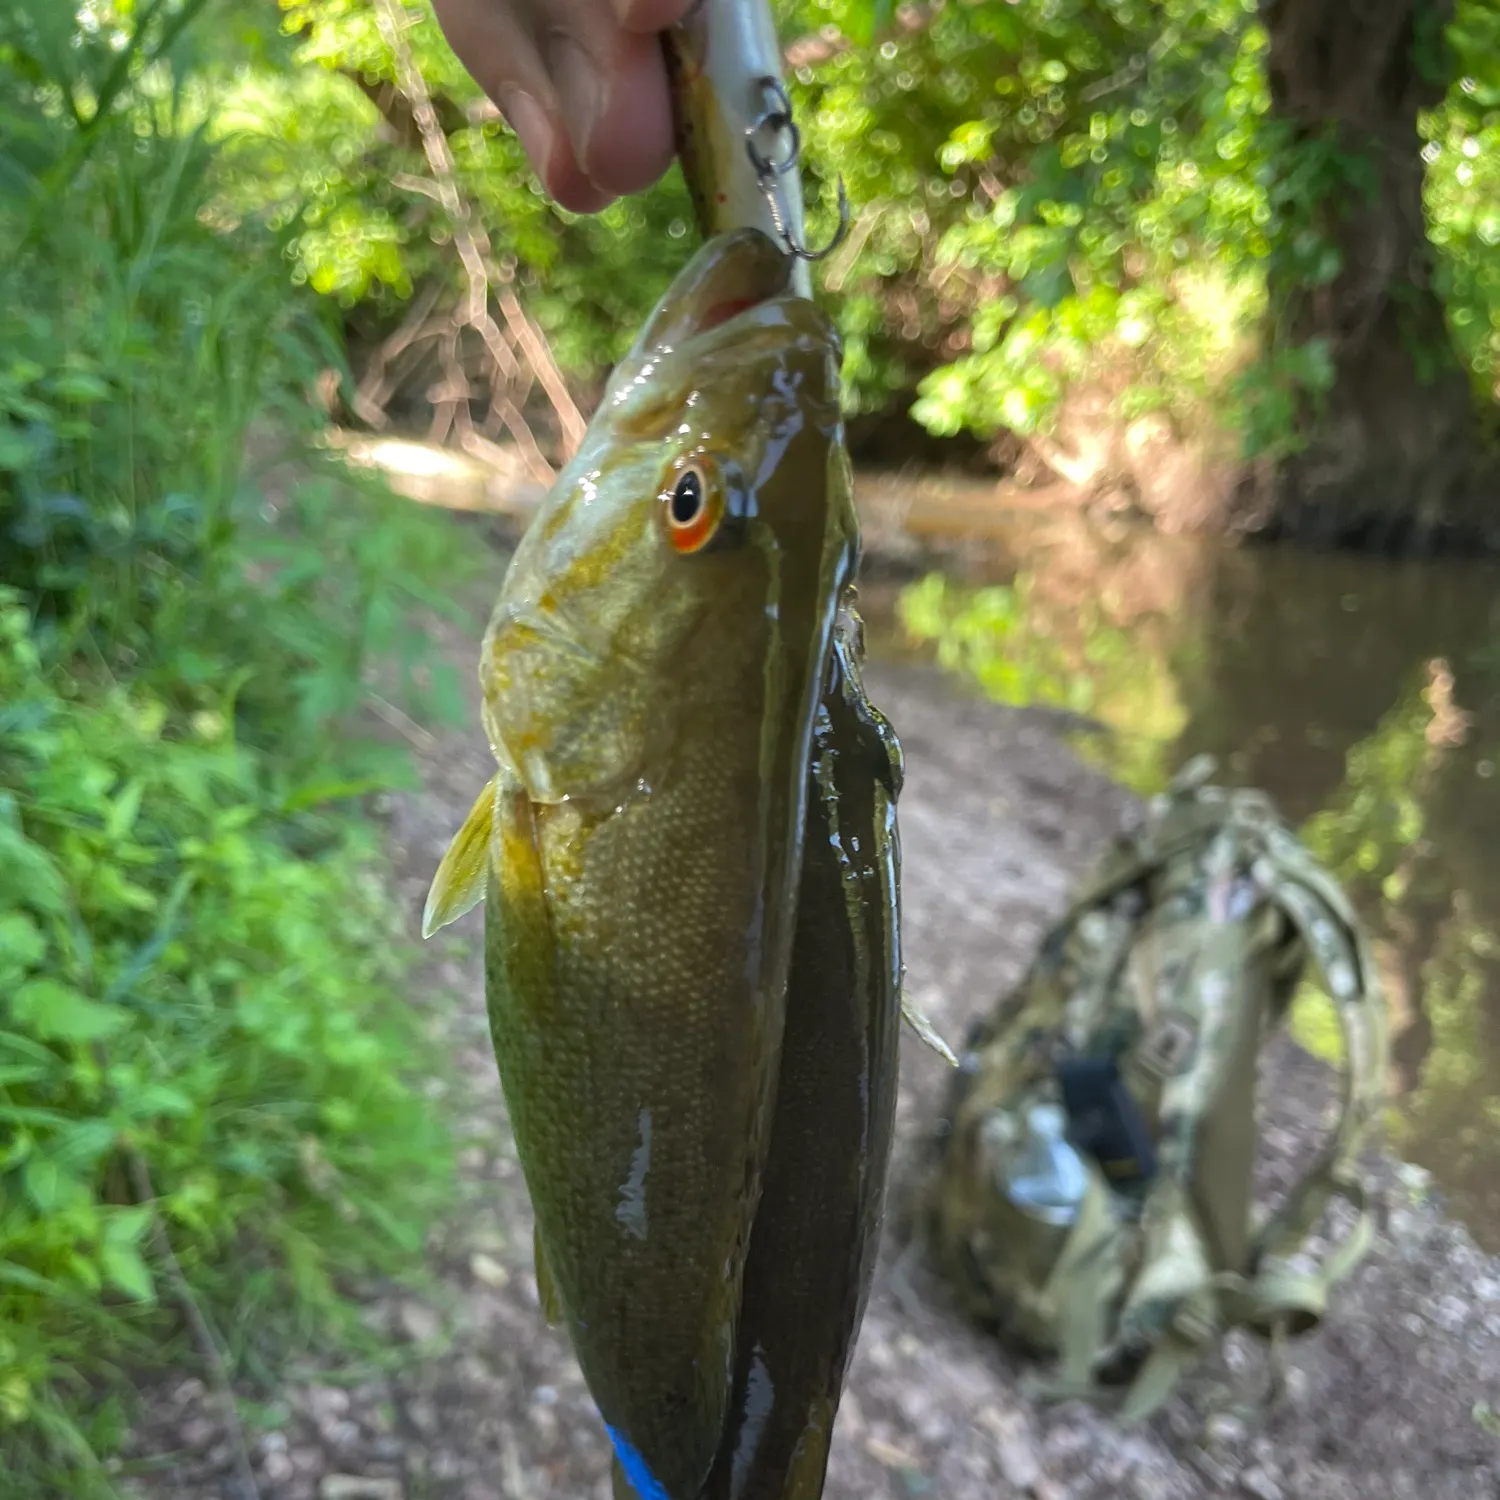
[425,228,859,1500]
[701,594,904,1500]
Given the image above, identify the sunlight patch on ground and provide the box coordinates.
[325,429,546,516]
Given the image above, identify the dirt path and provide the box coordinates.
[131,552,1500,1500]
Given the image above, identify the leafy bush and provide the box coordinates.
[0,6,341,676]
[0,589,454,1487]
[0,0,478,760]
[1426,0,1500,408]
[0,5,479,1485]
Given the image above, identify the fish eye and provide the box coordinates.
[670,469,704,528]
[662,460,725,555]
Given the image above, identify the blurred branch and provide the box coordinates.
[367,692,440,752]
[823,199,886,292]
[373,0,586,474]
[353,279,444,427]
[342,69,468,149]
[1079,25,1182,102]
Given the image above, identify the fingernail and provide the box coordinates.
[546,38,603,165]
[497,87,554,180]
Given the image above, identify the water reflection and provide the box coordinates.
[860,486,1500,1247]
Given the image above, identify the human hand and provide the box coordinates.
[430,0,697,213]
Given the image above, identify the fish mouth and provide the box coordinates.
[635,229,803,356]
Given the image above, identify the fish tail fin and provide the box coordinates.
[422,774,498,938]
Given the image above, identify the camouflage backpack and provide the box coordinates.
[935,758,1388,1423]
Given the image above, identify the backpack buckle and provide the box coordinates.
[1135,1017,1196,1082]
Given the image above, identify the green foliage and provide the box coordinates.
[1287,680,1434,1066]
[0,590,452,1487]
[808,0,1273,432]
[1426,0,1500,400]
[1,4,476,1483]
[0,0,479,766]
[898,572,1095,714]
[205,0,1500,460]
[1301,687,1432,893]
[804,0,1500,446]
[225,469,478,790]
[1293,668,1500,1234]
[0,2,332,655]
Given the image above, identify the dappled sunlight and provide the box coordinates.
[326,429,544,514]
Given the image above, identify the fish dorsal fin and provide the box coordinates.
[533,1221,563,1328]
[422,775,497,938]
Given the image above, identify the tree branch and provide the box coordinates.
[374,0,587,470]
[340,68,468,149]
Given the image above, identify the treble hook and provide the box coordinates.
[743,76,850,263]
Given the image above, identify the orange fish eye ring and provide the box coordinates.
[662,458,725,554]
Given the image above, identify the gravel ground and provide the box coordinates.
[124,561,1500,1500]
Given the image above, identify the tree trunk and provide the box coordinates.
[1244,0,1500,554]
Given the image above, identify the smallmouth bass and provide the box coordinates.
[426,229,858,1500]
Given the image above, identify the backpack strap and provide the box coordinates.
[1021,1166,1129,1403]
[1058,762,1285,937]
[1120,843,1386,1421]
[1235,859,1387,1335]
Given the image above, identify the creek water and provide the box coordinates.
[854,471,1500,1251]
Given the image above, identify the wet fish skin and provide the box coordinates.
[704,596,904,1500]
[426,229,859,1500]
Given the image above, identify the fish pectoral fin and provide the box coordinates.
[901,990,959,1068]
[422,775,498,938]
[532,1221,563,1328]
